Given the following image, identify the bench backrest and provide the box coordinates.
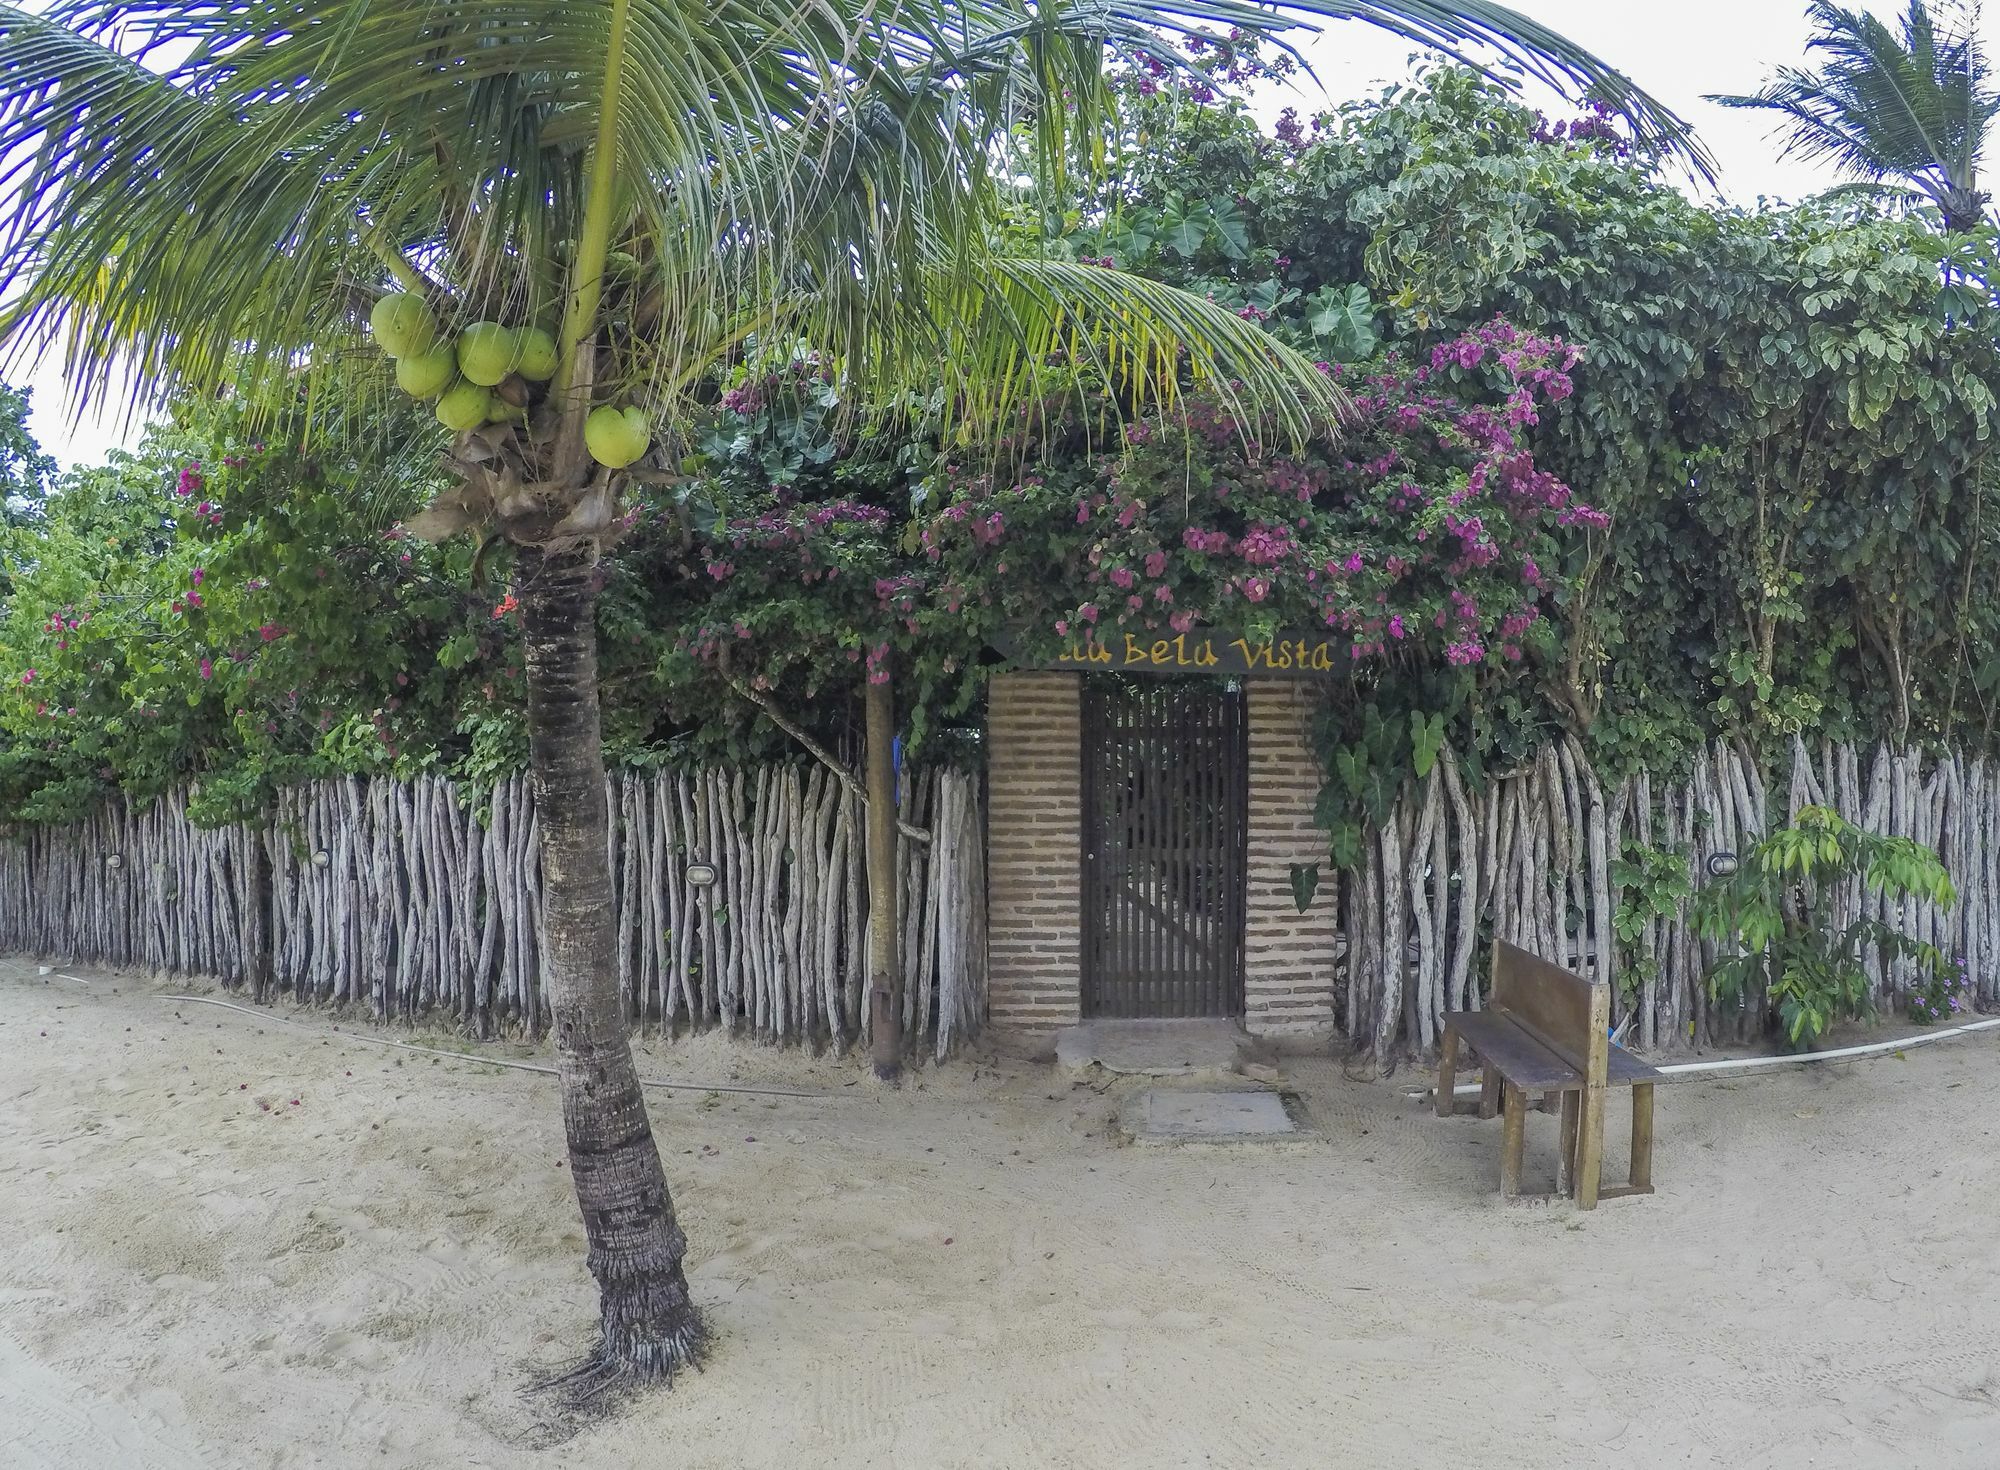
[1491,939,1609,1087]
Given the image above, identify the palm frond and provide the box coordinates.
[936,256,1349,446]
[1708,0,1998,229]
[0,0,1684,452]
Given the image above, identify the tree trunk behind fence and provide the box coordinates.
[866,674,902,1081]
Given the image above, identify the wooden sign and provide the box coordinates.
[995,627,1349,678]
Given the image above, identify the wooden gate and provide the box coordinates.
[1080,676,1248,1018]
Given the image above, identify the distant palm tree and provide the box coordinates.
[1711,0,2000,231]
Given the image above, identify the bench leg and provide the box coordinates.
[1630,1083,1655,1192]
[1479,1066,1501,1120]
[1500,1084,1526,1199]
[1575,1079,1606,1210]
[1436,1026,1460,1118]
[1557,1089,1580,1197]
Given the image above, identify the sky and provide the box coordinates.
[13,0,1995,468]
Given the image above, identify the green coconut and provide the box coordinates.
[456,322,522,386]
[585,404,652,468]
[484,398,528,426]
[369,293,436,359]
[395,347,458,399]
[435,380,494,432]
[515,327,558,382]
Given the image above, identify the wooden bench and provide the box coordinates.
[1435,939,1662,1209]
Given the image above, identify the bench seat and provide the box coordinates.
[1444,1012,1582,1092]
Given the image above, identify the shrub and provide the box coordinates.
[1692,805,1956,1049]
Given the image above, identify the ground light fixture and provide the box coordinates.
[1706,851,1739,878]
[686,863,718,889]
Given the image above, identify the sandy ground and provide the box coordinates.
[4,962,2000,1470]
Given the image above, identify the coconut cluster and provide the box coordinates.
[368,292,651,468]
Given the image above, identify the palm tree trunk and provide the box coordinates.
[518,544,704,1379]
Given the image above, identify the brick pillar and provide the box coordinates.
[986,672,1083,1039]
[1243,678,1340,1041]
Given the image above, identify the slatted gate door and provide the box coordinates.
[1080,676,1249,1018]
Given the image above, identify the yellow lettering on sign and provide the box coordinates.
[1041,630,1338,674]
[1057,638,1113,665]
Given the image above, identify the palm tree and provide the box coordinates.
[1711,0,2000,232]
[0,0,1693,1386]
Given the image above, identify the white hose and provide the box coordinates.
[1413,1015,2000,1101]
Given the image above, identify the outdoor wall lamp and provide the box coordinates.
[1706,851,1740,878]
[312,849,331,869]
[104,853,123,870]
[686,863,717,889]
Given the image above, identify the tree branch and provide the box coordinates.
[717,663,930,844]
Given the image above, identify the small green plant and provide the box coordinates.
[1691,805,1956,1050]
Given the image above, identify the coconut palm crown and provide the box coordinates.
[1711,0,1999,232]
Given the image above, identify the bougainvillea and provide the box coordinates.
[913,318,1592,682]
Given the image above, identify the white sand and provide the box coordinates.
[4,960,1999,1470]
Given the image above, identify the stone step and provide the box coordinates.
[1054,1017,1260,1076]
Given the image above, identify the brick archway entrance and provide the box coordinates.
[986,672,1341,1048]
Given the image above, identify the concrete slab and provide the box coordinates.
[1121,1088,1299,1144]
[1055,1018,1256,1076]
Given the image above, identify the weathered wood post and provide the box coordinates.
[251,811,276,1003]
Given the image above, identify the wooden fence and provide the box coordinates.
[3,738,1990,1063]
[1343,736,1997,1068]
[0,766,987,1058]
